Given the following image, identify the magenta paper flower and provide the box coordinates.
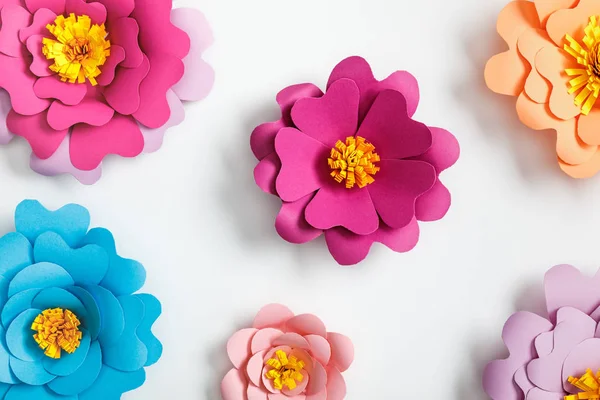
[0,0,214,184]
[221,304,354,400]
[483,265,600,400]
[251,56,460,265]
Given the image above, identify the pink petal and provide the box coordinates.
[29,135,102,184]
[6,109,66,159]
[132,53,184,128]
[305,335,331,366]
[275,194,323,244]
[544,264,600,323]
[483,312,553,400]
[325,218,420,266]
[327,333,353,372]
[24,0,64,14]
[274,127,329,202]
[412,127,460,173]
[47,98,114,130]
[19,7,55,43]
[262,364,280,394]
[286,315,326,338]
[253,304,295,330]
[304,184,379,235]
[562,338,600,393]
[291,79,359,148]
[414,180,452,222]
[140,89,185,153]
[246,350,266,387]
[0,89,13,144]
[254,152,280,195]
[69,114,144,170]
[264,346,293,363]
[368,160,436,229]
[227,328,258,370]
[96,44,125,86]
[103,56,150,115]
[272,333,310,349]
[247,384,269,400]
[251,328,283,354]
[34,76,87,105]
[94,0,133,21]
[269,394,305,400]
[305,361,326,395]
[282,369,309,397]
[356,89,432,160]
[289,349,315,373]
[221,368,248,400]
[327,56,420,120]
[325,367,346,400]
[26,35,52,77]
[64,0,106,24]
[0,5,30,57]
[108,17,143,68]
[305,390,327,400]
[251,83,323,160]
[0,53,50,115]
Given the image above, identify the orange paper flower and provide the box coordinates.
[485,0,600,178]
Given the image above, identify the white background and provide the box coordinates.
[2,0,599,398]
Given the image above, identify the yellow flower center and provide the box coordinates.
[31,308,82,359]
[42,14,111,86]
[564,16,600,115]
[565,369,600,399]
[264,350,305,391]
[328,136,380,189]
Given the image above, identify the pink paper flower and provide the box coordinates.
[252,56,460,265]
[221,304,354,400]
[483,265,600,400]
[0,0,214,184]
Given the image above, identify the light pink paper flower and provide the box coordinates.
[252,56,460,265]
[221,304,354,400]
[0,0,214,184]
[483,265,600,400]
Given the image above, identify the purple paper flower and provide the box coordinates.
[251,56,460,265]
[483,264,600,400]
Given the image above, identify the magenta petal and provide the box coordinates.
[47,99,114,130]
[26,35,52,77]
[140,89,185,153]
[356,89,432,160]
[414,180,452,222]
[94,0,133,21]
[108,17,143,69]
[305,184,378,235]
[7,109,67,159]
[0,89,13,144]
[221,368,248,400]
[70,114,144,170]
[562,339,600,393]
[64,0,106,24]
[19,8,55,43]
[251,83,323,160]
[275,193,323,244]
[325,218,419,266]
[133,53,184,128]
[24,0,64,14]
[34,76,86,105]
[368,160,435,229]
[254,152,280,195]
[0,5,29,57]
[412,127,460,173]
[96,44,125,86]
[482,312,553,400]
[544,265,600,323]
[103,56,150,115]
[0,54,50,115]
[291,79,360,147]
[274,127,329,202]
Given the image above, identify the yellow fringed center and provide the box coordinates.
[328,136,380,189]
[31,308,82,359]
[565,369,600,399]
[264,350,305,391]
[42,14,111,85]
[564,16,600,115]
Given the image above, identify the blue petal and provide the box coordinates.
[5,384,76,400]
[9,357,55,385]
[15,201,90,248]
[47,341,101,396]
[0,384,9,397]
[103,296,146,372]
[83,285,124,347]
[8,263,73,298]
[0,233,33,281]
[0,326,18,384]
[43,329,90,377]
[135,294,162,367]
[78,365,145,400]
[81,229,146,296]
[5,309,43,362]
[31,288,87,320]
[0,277,9,312]
[1,289,40,329]
[66,288,100,341]
[33,232,108,286]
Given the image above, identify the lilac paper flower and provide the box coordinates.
[252,56,460,265]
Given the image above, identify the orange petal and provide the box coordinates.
[546,0,600,46]
[535,46,581,120]
[517,28,553,103]
[534,0,578,27]
[485,1,540,96]
[516,91,559,130]
[559,150,600,178]
[578,108,600,145]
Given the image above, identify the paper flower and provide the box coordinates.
[221,304,354,400]
[0,0,214,184]
[0,200,161,398]
[482,264,600,400]
[483,0,600,178]
[251,56,460,265]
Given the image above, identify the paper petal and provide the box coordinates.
[20,8,56,43]
[47,99,114,131]
[0,5,30,57]
[25,0,65,15]
[94,0,132,21]
[6,308,44,362]
[31,287,86,320]
[0,53,51,115]
[221,368,247,400]
[34,77,87,106]
[64,0,106,25]
[66,287,101,341]
[6,385,75,400]
[305,335,331,366]
[96,45,125,87]
[42,329,90,377]
[327,333,353,372]
[108,17,143,68]
[272,333,309,349]
[286,314,327,338]
[135,294,162,367]
[275,194,323,244]
[0,89,13,145]
[78,365,145,399]
[562,338,600,392]
[47,340,102,396]
[26,35,53,78]
[8,262,73,297]
[0,232,33,281]
[545,265,600,322]
[9,357,55,385]
[246,350,266,387]
[251,328,283,354]
[253,304,295,331]
[7,110,67,160]
[325,367,346,400]
[1,288,40,328]
[254,152,281,195]
[139,89,185,154]
[103,59,150,115]
[305,361,326,395]
[83,285,124,348]
[227,328,258,369]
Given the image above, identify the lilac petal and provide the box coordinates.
[544,265,600,323]
[0,89,12,144]
[562,338,600,393]
[139,89,185,153]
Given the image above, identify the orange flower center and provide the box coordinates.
[328,136,380,189]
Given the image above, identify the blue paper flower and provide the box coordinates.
[0,200,162,399]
